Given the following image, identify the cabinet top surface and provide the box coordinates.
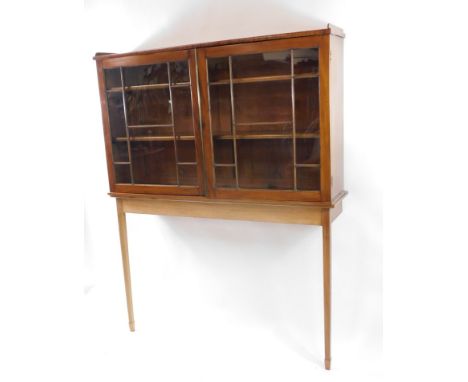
[94,25,344,61]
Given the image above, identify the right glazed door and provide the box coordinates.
[198,35,329,201]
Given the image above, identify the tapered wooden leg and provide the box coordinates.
[322,209,331,370]
[116,199,135,332]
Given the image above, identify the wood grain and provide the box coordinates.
[120,197,322,225]
[109,189,347,208]
[318,36,331,202]
[329,34,345,200]
[321,208,332,369]
[116,199,135,332]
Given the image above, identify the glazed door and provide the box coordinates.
[99,50,204,195]
[198,36,329,201]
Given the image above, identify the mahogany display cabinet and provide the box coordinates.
[94,24,346,370]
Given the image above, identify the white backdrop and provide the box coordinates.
[83,0,382,380]
[3,1,468,382]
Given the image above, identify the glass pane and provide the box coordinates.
[178,165,197,186]
[170,61,189,84]
[176,140,196,163]
[112,141,129,162]
[172,87,194,136]
[126,89,171,126]
[215,166,236,188]
[114,164,131,183]
[129,125,173,138]
[207,48,320,194]
[293,48,318,74]
[232,51,290,78]
[209,84,231,135]
[297,167,320,190]
[237,139,293,189]
[296,138,320,164]
[106,92,126,138]
[234,81,291,124]
[295,77,319,134]
[213,139,234,164]
[106,60,198,188]
[104,68,121,90]
[124,64,168,86]
[208,57,229,82]
[130,141,176,185]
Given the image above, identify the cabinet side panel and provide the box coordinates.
[330,35,344,198]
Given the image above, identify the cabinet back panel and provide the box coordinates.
[209,84,232,136]
[234,81,292,123]
[131,141,177,185]
[172,86,196,136]
[126,89,172,126]
[237,139,293,190]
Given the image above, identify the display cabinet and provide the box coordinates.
[94,24,346,370]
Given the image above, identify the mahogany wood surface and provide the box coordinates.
[116,199,135,332]
[96,29,346,205]
[322,208,332,370]
[120,197,322,225]
[96,26,346,371]
[330,35,344,199]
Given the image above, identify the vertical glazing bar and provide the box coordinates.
[228,56,239,188]
[291,49,297,191]
[167,62,180,185]
[205,59,217,187]
[200,51,214,192]
[120,67,134,184]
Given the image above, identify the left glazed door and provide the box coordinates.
[98,50,204,196]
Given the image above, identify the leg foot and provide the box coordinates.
[325,358,331,370]
[129,321,135,332]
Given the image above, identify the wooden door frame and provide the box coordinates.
[96,49,204,196]
[196,35,331,202]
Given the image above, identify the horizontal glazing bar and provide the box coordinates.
[209,72,318,86]
[213,133,320,140]
[214,163,236,167]
[235,121,292,126]
[128,124,173,128]
[114,161,131,165]
[115,135,195,142]
[106,82,190,92]
[295,163,320,168]
[170,82,191,88]
[177,162,197,166]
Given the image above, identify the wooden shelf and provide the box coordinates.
[214,163,319,168]
[115,135,195,142]
[115,133,319,142]
[213,133,320,140]
[209,72,318,86]
[107,82,190,93]
[236,121,291,126]
[128,124,173,129]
